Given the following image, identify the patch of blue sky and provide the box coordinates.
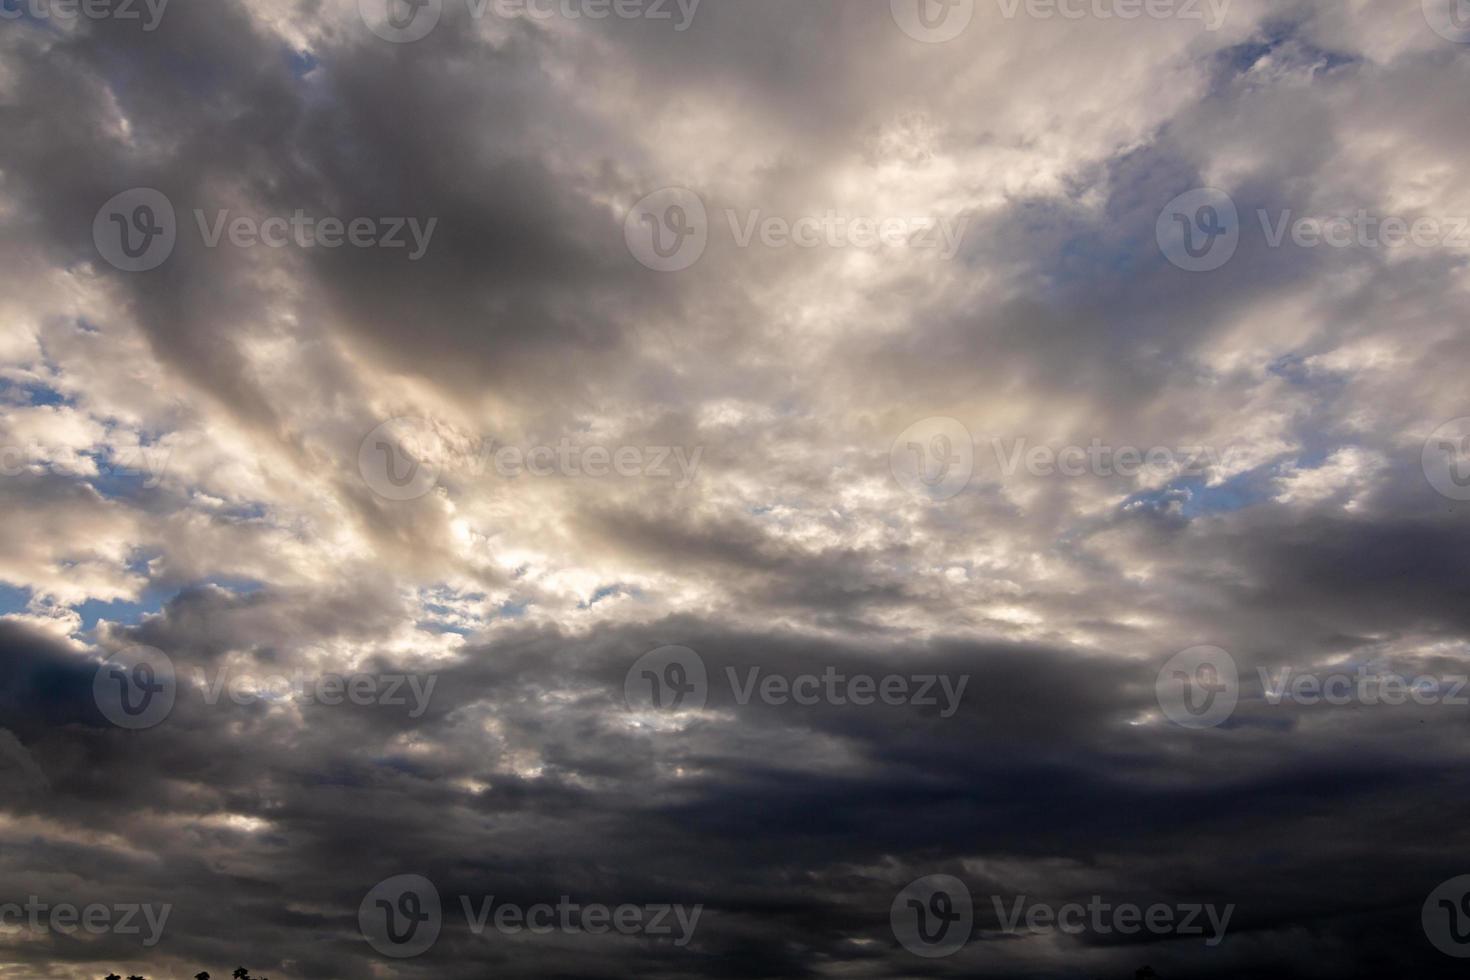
[79,449,169,503]
[75,593,165,632]
[287,48,319,78]
[0,583,33,617]
[497,600,529,619]
[418,621,472,637]
[579,584,642,610]
[1122,465,1280,520]
[0,379,69,407]
[79,577,264,632]
[1213,21,1359,91]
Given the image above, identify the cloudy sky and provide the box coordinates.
[4,0,1470,976]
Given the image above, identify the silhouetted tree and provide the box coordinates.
[102,968,269,980]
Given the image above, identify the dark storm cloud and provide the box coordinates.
[6,603,1470,976]
[1,0,734,448]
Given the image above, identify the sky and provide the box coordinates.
[3,0,1470,977]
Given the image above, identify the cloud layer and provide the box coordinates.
[2,0,1470,976]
